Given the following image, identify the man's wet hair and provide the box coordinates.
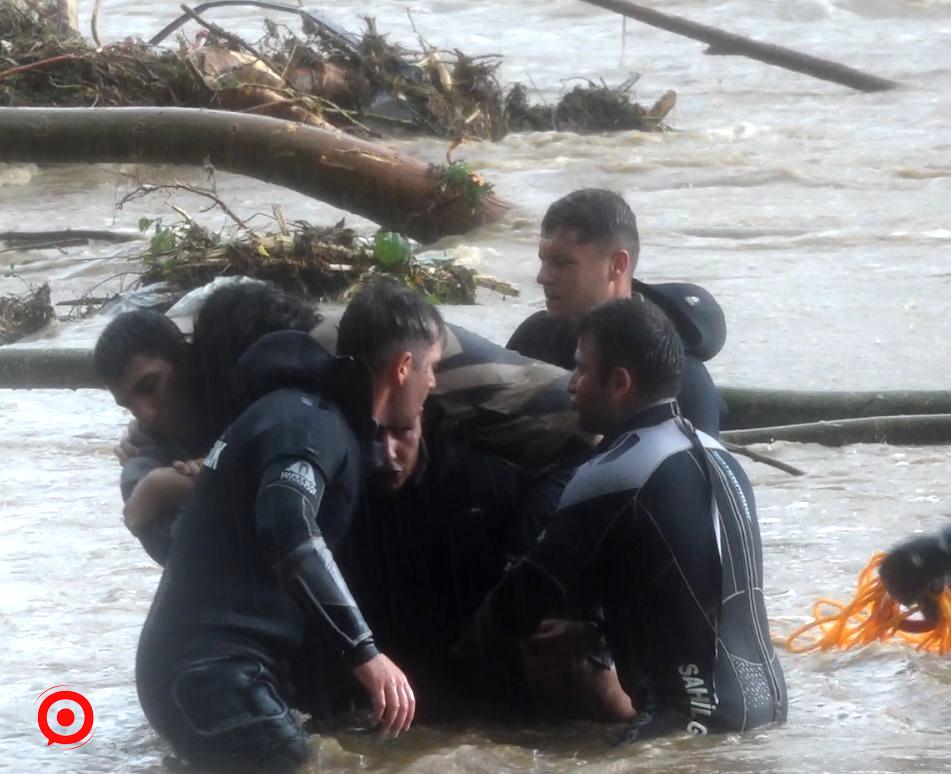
[541,188,640,263]
[94,310,187,385]
[337,279,445,373]
[190,281,321,443]
[575,297,682,401]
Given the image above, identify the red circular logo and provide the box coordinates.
[35,686,94,748]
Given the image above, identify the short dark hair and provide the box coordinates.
[94,310,187,384]
[541,188,640,262]
[190,281,321,443]
[575,297,682,401]
[337,279,445,373]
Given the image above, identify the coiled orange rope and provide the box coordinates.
[782,553,951,655]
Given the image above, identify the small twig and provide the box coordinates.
[0,54,81,81]
[0,229,144,245]
[0,237,88,253]
[722,441,806,477]
[91,0,104,48]
[118,181,249,230]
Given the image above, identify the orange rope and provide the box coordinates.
[782,553,951,655]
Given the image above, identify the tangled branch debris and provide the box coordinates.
[0,282,54,343]
[1,0,675,139]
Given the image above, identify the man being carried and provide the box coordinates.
[508,188,726,435]
[94,310,202,563]
[468,297,787,741]
[135,282,440,771]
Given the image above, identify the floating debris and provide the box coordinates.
[0,282,54,343]
[1,1,675,139]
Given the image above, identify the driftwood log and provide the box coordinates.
[0,107,509,243]
[722,415,951,447]
[1,348,949,449]
[581,0,899,93]
[721,387,951,430]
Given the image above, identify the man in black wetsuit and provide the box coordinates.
[135,282,442,771]
[94,310,203,564]
[507,189,726,435]
[466,297,787,741]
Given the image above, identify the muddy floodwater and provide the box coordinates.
[2,1,951,771]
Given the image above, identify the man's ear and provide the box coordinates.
[608,249,632,281]
[391,351,414,386]
[609,366,633,399]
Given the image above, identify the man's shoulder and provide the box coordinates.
[225,388,347,452]
[508,310,559,343]
[559,419,693,510]
[507,310,574,368]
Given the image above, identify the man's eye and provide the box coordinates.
[135,377,157,395]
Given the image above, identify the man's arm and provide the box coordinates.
[118,424,192,566]
[254,449,415,736]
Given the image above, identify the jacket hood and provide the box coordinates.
[231,329,374,447]
[634,280,727,362]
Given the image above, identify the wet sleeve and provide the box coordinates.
[677,356,724,438]
[120,447,178,567]
[255,452,378,666]
[504,467,573,561]
[120,447,170,502]
[476,493,624,638]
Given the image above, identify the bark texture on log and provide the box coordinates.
[723,415,951,447]
[581,0,899,93]
[0,107,509,243]
[0,348,98,389]
[721,387,951,430]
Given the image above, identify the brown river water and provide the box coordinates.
[2,0,951,771]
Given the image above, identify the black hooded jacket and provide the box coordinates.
[506,280,727,436]
[136,330,378,688]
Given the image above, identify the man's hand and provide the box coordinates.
[351,653,415,737]
[113,419,154,464]
[123,467,196,535]
[172,458,204,478]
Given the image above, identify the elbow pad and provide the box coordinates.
[256,458,378,665]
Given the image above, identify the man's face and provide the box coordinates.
[567,334,617,435]
[379,339,443,430]
[373,415,423,492]
[108,354,188,442]
[537,227,614,321]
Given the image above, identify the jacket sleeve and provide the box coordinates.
[473,488,625,640]
[253,413,378,666]
[120,445,178,567]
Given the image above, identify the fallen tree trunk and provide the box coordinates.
[0,107,509,243]
[721,387,951,430]
[0,348,97,389]
[723,415,951,447]
[581,0,899,93]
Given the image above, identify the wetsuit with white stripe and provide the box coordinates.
[473,400,787,739]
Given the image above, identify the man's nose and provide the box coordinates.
[130,400,157,430]
[385,436,401,466]
[536,261,552,287]
[567,371,578,395]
